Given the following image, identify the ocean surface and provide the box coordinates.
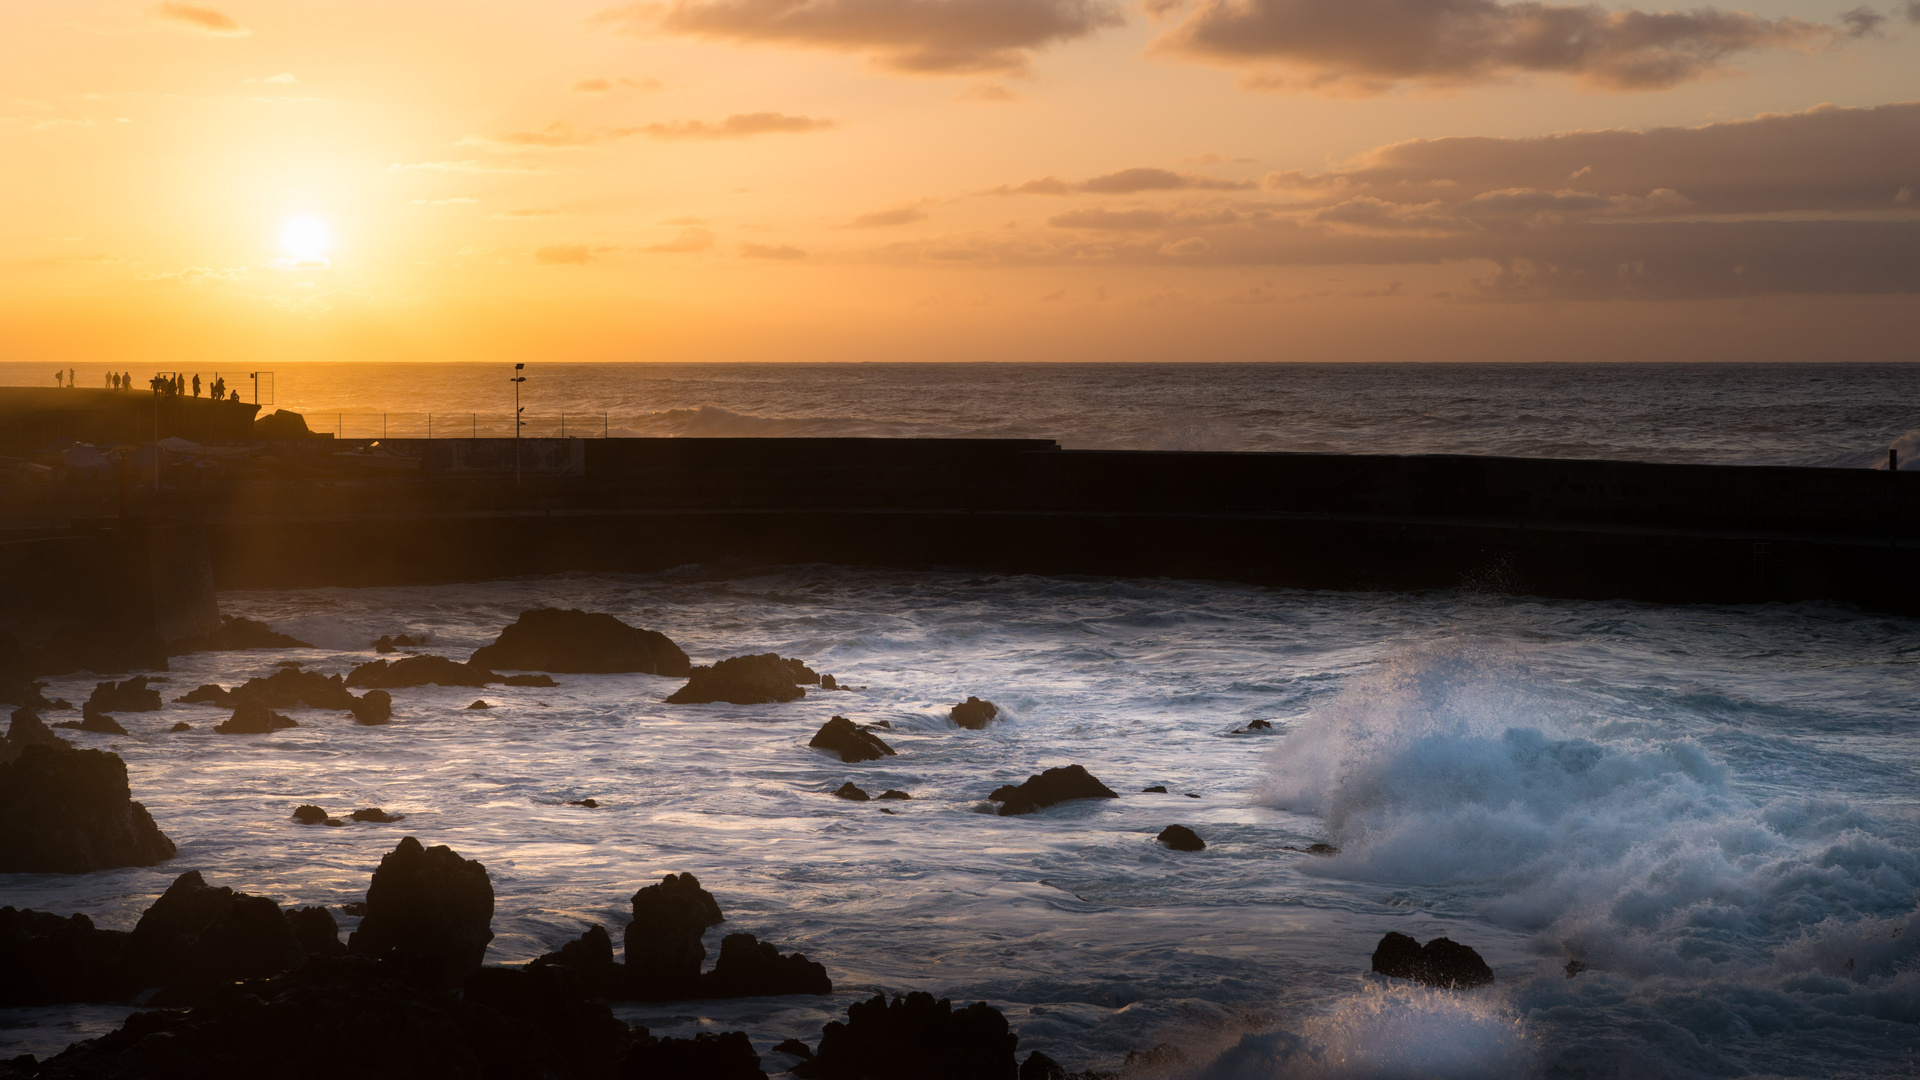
[5,569,1919,1078]
[5,361,1920,467]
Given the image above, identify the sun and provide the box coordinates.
[280,216,331,260]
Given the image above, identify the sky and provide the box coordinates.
[1,0,1915,364]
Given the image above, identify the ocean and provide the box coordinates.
[3,363,1918,1077]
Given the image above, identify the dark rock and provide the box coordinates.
[821,674,839,691]
[254,408,322,438]
[503,673,558,687]
[810,716,896,763]
[987,765,1118,817]
[1305,843,1339,856]
[785,658,820,684]
[85,677,162,714]
[697,932,832,997]
[291,804,329,825]
[122,871,304,993]
[1141,785,1168,794]
[568,798,601,808]
[833,782,871,802]
[774,1038,815,1059]
[345,655,500,690]
[1184,793,1200,798]
[623,1030,767,1080]
[0,906,133,1006]
[176,683,232,706]
[878,808,897,815]
[5,707,69,764]
[168,722,191,732]
[348,689,391,725]
[339,901,368,917]
[177,615,312,653]
[530,923,619,998]
[868,719,891,729]
[348,807,403,823]
[1021,1051,1066,1080]
[1244,719,1272,730]
[623,872,724,1000]
[666,653,810,705]
[1370,933,1493,989]
[287,906,345,959]
[468,700,493,710]
[347,836,495,981]
[372,633,425,654]
[470,608,692,677]
[0,744,176,873]
[56,708,128,735]
[228,667,358,711]
[794,991,1018,1080]
[215,700,296,734]
[877,790,911,800]
[950,696,999,730]
[1157,825,1205,851]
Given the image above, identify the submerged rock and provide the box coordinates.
[84,677,162,714]
[467,700,493,710]
[372,633,423,654]
[794,991,1018,1080]
[698,932,833,998]
[0,744,175,873]
[55,708,128,735]
[503,673,558,687]
[175,683,232,706]
[346,655,500,690]
[987,765,1119,817]
[666,653,812,705]
[291,804,329,825]
[470,608,692,677]
[877,790,911,800]
[348,807,403,823]
[624,872,724,1000]
[1141,785,1168,794]
[168,721,191,732]
[624,1029,768,1080]
[949,696,999,730]
[214,700,296,734]
[1369,932,1494,989]
[177,615,312,653]
[810,716,896,763]
[833,782,872,802]
[568,798,601,808]
[348,689,392,725]
[347,836,495,981]
[1157,825,1205,851]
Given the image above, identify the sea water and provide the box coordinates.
[5,568,1917,1078]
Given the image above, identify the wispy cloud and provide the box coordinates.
[462,114,835,150]
[571,76,663,93]
[846,203,933,227]
[989,166,1255,195]
[640,226,717,252]
[493,208,559,220]
[741,241,808,259]
[535,244,596,265]
[411,197,479,205]
[138,265,249,284]
[151,1,249,36]
[386,160,560,174]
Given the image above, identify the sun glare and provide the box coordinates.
[280,216,330,260]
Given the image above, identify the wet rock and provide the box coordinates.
[794,991,1018,1080]
[1305,843,1339,857]
[1369,932,1493,989]
[347,836,495,981]
[1157,825,1205,851]
[467,700,493,710]
[1233,719,1274,734]
[168,722,191,733]
[568,798,601,808]
[833,782,871,802]
[345,655,500,690]
[214,700,296,734]
[949,696,999,730]
[0,906,133,1006]
[530,923,619,998]
[123,871,304,994]
[877,790,911,800]
[291,804,329,825]
[348,689,391,725]
[55,707,129,735]
[666,653,811,705]
[1021,1051,1066,1080]
[1141,785,1168,794]
[176,683,232,706]
[867,719,891,729]
[623,872,724,1000]
[178,615,312,653]
[820,674,841,691]
[3,707,69,764]
[0,744,176,873]
[470,608,692,677]
[503,673,558,687]
[85,677,162,714]
[810,716,896,763]
[623,1029,767,1080]
[286,905,345,959]
[226,667,358,711]
[774,1038,815,1059]
[348,807,403,823]
[372,633,423,654]
[987,765,1119,817]
[339,901,368,917]
[698,932,833,997]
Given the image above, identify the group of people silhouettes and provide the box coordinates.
[56,367,248,401]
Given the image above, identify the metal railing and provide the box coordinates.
[301,413,612,440]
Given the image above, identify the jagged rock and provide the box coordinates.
[0,744,175,873]
[868,719,891,729]
[291,804,329,825]
[169,722,191,732]
[821,674,841,691]
[349,807,403,823]
[698,932,832,998]
[85,677,162,714]
[987,765,1118,817]
[877,790,911,800]
[4,707,70,763]
[347,837,495,981]
[467,700,493,710]
[177,615,312,653]
[1369,932,1494,989]
[1157,825,1205,851]
[226,667,358,711]
[470,609,692,677]
[623,873,723,1000]
[340,902,368,917]
[950,696,999,730]
[348,689,391,725]
[123,871,304,995]
[568,798,601,808]
[530,923,619,998]
[666,653,810,705]
[286,905,345,959]
[1305,843,1339,856]
[774,1039,815,1059]
[1021,1051,1066,1080]
[623,1030,767,1080]
[214,700,296,734]
[0,906,133,1006]
[810,716,896,763]
[176,683,232,706]
[794,991,1018,1080]
[1141,785,1168,794]
[1238,719,1273,733]
[372,633,423,654]
[503,673,558,687]
[55,708,128,735]
[833,782,871,802]
[345,655,500,690]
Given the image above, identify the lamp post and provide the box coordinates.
[510,363,527,485]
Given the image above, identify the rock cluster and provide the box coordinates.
[372,633,424,653]
[810,716,896,763]
[623,872,724,999]
[347,836,496,982]
[795,991,1019,1080]
[469,608,691,676]
[0,742,175,873]
[1369,932,1494,989]
[987,765,1118,817]
[2,707,68,764]
[1157,825,1205,851]
[85,677,162,714]
[949,696,999,729]
[666,653,814,705]
[214,700,297,734]
[55,709,128,735]
[346,655,500,689]
[177,615,312,653]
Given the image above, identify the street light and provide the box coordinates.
[510,363,527,485]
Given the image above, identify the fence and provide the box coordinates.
[300,413,612,440]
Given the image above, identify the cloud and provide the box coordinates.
[493,208,558,219]
[989,167,1254,195]
[388,160,559,174]
[592,0,1124,75]
[1048,207,1241,229]
[1149,0,1826,94]
[847,203,932,227]
[151,2,248,36]
[959,82,1021,102]
[138,266,249,284]
[463,114,834,150]
[571,76,663,93]
[640,226,716,252]
[535,244,596,265]
[638,112,836,139]
[1909,0,1920,23]
[1839,6,1886,35]
[741,242,808,259]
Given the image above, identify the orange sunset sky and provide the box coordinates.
[2,0,1916,364]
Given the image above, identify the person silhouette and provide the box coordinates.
[192,374,201,397]
[122,371,130,391]
[55,370,62,388]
